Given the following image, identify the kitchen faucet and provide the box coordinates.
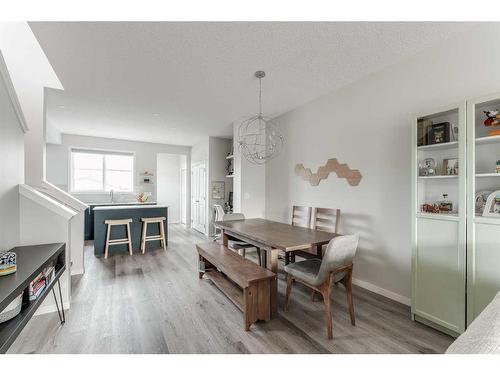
[110,189,114,203]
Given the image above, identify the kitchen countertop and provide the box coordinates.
[93,204,167,211]
[87,201,157,206]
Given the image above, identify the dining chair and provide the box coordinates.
[291,205,312,227]
[212,204,226,241]
[283,235,359,340]
[286,206,312,264]
[312,208,341,257]
[214,210,262,266]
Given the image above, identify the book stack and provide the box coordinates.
[28,264,56,301]
[29,273,46,301]
[0,251,17,276]
[44,265,55,285]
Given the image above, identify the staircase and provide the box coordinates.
[1,22,87,315]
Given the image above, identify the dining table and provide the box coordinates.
[214,218,338,316]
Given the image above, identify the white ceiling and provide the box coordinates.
[30,22,474,146]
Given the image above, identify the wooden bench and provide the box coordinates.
[196,242,276,331]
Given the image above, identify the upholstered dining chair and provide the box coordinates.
[286,205,312,264]
[284,234,359,339]
[213,208,262,266]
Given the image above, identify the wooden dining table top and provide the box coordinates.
[215,218,338,252]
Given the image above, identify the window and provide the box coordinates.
[70,149,134,192]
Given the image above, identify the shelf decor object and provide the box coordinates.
[226,153,234,176]
[483,110,500,136]
[0,293,22,324]
[481,190,500,217]
[294,158,362,187]
[428,122,451,145]
[443,158,459,175]
[238,71,284,165]
[0,251,16,277]
[136,192,149,203]
[139,171,154,185]
[419,158,436,176]
[475,190,493,214]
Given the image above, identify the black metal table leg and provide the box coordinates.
[52,279,65,324]
[57,279,66,323]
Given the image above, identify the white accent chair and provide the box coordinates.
[284,235,359,339]
[212,204,226,240]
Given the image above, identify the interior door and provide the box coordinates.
[191,162,206,234]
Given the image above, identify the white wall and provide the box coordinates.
[45,119,62,144]
[0,57,24,251]
[208,136,233,235]
[46,133,191,205]
[0,23,63,186]
[233,123,266,218]
[190,136,234,235]
[2,24,82,316]
[156,153,183,223]
[191,136,209,165]
[266,23,500,304]
[19,193,73,313]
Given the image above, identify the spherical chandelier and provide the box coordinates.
[238,71,284,165]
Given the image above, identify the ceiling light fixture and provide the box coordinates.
[238,71,283,165]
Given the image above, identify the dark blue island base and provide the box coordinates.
[93,205,168,257]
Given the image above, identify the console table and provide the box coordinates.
[0,243,66,354]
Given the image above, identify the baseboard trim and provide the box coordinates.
[71,267,84,276]
[352,278,411,306]
[34,300,70,316]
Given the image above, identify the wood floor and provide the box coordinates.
[8,224,453,354]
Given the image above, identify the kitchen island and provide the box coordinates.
[85,201,156,240]
[93,205,168,257]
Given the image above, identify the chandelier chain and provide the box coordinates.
[258,76,263,116]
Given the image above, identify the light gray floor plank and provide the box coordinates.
[7,224,453,354]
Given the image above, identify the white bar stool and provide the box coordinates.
[140,217,167,253]
[104,218,133,259]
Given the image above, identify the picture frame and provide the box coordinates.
[442,158,459,175]
[482,190,500,217]
[419,158,436,176]
[428,122,451,145]
[211,181,225,200]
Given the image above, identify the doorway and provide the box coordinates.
[180,167,187,225]
[156,154,187,224]
[191,161,207,234]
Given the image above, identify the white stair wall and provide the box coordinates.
[19,184,77,314]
